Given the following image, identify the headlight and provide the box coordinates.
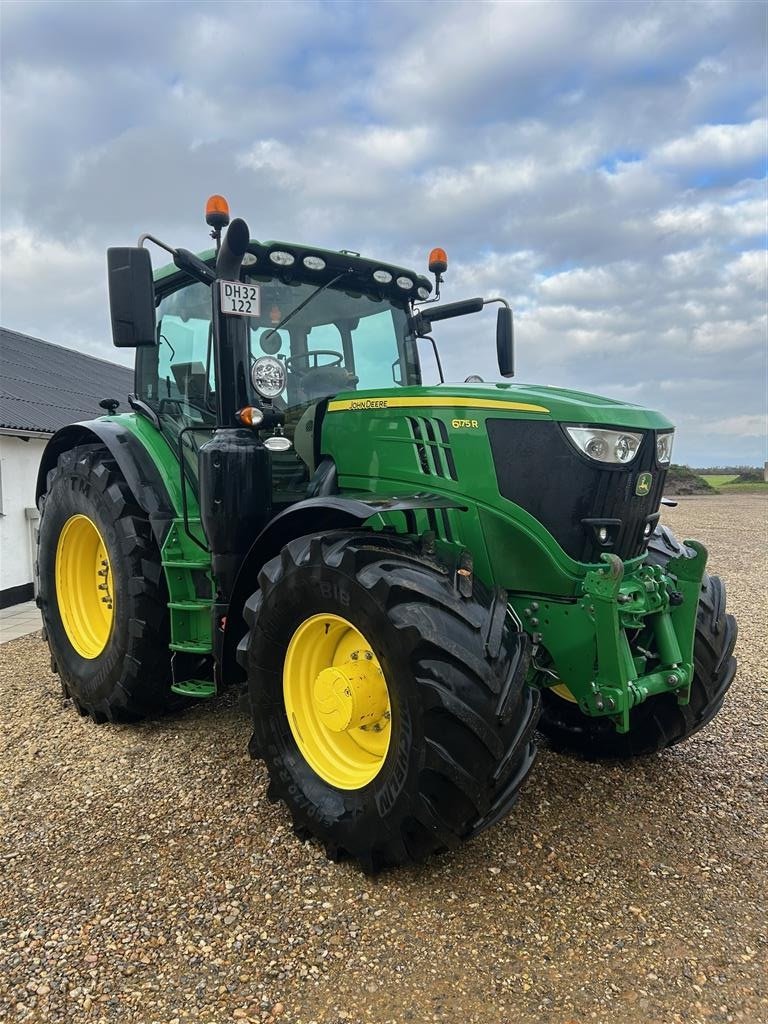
[251,356,286,399]
[656,431,674,464]
[565,426,643,464]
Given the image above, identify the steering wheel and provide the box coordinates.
[285,350,344,374]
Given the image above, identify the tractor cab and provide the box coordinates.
[139,248,425,506]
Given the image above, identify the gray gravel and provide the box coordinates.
[1,494,766,1024]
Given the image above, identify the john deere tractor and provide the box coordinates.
[36,197,737,871]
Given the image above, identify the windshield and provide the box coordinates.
[244,275,420,504]
[244,274,419,404]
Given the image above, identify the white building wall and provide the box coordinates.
[0,434,47,599]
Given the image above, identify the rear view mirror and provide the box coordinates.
[107,247,156,347]
[496,306,514,378]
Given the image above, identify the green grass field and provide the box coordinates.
[701,475,739,486]
[700,474,768,494]
[718,481,768,493]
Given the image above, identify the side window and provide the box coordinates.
[350,309,416,390]
[157,283,213,417]
[140,281,214,423]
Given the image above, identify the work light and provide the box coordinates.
[269,251,295,267]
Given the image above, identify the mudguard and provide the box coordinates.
[220,491,466,687]
[35,420,176,547]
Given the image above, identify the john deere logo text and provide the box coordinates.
[635,472,652,496]
[349,399,389,410]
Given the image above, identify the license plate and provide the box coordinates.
[220,281,261,317]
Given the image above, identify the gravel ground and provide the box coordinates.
[1,495,766,1024]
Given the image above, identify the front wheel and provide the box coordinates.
[238,531,540,872]
[37,444,173,722]
[538,525,738,758]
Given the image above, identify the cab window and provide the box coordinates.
[138,281,215,425]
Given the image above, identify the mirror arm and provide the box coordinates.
[138,232,175,255]
[482,296,511,310]
[138,234,215,286]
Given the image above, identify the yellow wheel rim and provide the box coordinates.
[55,514,115,659]
[283,613,392,790]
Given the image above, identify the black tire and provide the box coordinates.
[238,531,540,872]
[37,443,173,722]
[538,525,738,758]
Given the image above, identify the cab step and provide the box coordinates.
[171,678,216,699]
[161,518,214,658]
[169,640,211,654]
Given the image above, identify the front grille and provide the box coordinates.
[486,420,666,563]
[407,416,458,481]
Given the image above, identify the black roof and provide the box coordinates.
[0,328,134,435]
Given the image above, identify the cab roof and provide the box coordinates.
[154,239,433,304]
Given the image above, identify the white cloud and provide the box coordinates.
[691,316,767,353]
[706,414,768,437]
[652,119,767,170]
[653,195,766,241]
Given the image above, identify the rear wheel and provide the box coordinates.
[538,525,738,758]
[37,444,173,722]
[239,531,540,872]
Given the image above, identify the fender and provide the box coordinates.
[220,491,466,687]
[36,420,176,547]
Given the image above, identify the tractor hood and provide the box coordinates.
[328,382,673,431]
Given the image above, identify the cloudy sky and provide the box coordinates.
[1,0,766,465]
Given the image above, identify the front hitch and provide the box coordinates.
[579,544,707,732]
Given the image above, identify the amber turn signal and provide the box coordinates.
[428,247,448,275]
[205,194,230,228]
[236,406,264,428]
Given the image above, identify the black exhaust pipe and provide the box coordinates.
[216,218,250,281]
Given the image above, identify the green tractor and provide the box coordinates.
[36,197,737,871]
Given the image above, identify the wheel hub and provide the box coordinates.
[313,653,389,732]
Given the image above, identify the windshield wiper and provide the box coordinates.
[259,268,353,348]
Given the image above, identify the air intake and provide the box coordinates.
[406,417,458,481]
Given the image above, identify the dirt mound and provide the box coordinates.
[732,468,764,484]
